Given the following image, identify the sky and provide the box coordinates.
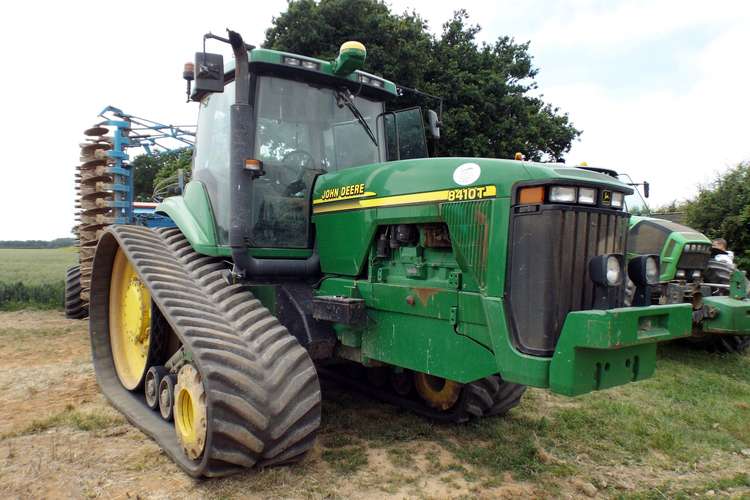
[0,0,748,239]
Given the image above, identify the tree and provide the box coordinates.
[264,1,580,161]
[131,148,193,201]
[685,162,750,270]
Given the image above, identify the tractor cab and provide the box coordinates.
[189,42,432,250]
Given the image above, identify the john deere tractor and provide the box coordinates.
[75,30,693,477]
[627,216,750,353]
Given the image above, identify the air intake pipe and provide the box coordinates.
[226,29,320,279]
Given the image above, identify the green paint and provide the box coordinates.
[156,181,220,256]
[702,295,750,335]
[225,47,398,96]
[157,181,312,259]
[247,284,278,315]
[549,303,692,396]
[729,270,748,300]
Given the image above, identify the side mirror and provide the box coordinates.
[643,181,650,198]
[427,109,441,140]
[194,52,224,94]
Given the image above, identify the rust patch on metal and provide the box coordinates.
[474,208,491,276]
[413,287,441,306]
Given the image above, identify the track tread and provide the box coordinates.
[64,265,88,319]
[90,226,321,477]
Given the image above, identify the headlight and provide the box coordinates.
[692,270,701,280]
[578,187,596,205]
[606,256,621,285]
[628,255,660,286]
[676,269,686,279]
[646,256,659,284]
[549,186,576,203]
[611,192,624,208]
[589,254,623,286]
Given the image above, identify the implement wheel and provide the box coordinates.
[64,265,88,319]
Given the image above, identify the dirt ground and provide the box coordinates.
[1,310,749,499]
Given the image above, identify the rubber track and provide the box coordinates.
[89,226,321,477]
[65,265,88,319]
[319,367,525,423]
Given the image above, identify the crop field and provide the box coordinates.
[0,248,77,284]
[0,247,77,310]
[0,309,749,498]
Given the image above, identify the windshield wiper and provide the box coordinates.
[336,88,378,147]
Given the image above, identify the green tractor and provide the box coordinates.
[627,216,750,353]
[80,30,693,477]
[576,166,750,353]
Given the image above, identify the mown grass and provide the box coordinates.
[0,247,77,310]
[313,342,750,493]
[4,405,125,439]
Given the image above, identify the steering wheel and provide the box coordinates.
[282,149,315,168]
[277,149,316,196]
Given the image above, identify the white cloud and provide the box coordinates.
[530,0,748,51]
[543,22,750,206]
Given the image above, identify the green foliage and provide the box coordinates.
[0,281,64,310]
[265,1,580,161]
[0,247,77,310]
[685,162,750,270]
[132,148,192,201]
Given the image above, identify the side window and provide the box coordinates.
[192,82,235,244]
[384,107,429,161]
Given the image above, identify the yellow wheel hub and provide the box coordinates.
[174,364,207,460]
[109,248,151,390]
[414,372,462,411]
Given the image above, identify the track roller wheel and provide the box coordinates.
[159,374,176,421]
[414,372,462,411]
[145,366,168,410]
[174,364,207,460]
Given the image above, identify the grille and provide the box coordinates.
[442,200,492,288]
[506,206,629,356]
[677,251,710,271]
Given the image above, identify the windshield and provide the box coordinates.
[251,75,385,247]
[254,76,385,172]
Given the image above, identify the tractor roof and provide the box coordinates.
[221,48,398,97]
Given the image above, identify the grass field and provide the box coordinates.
[0,247,77,310]
[0,247,77,285]
[0,310,749,498]
[1,248,749,496]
